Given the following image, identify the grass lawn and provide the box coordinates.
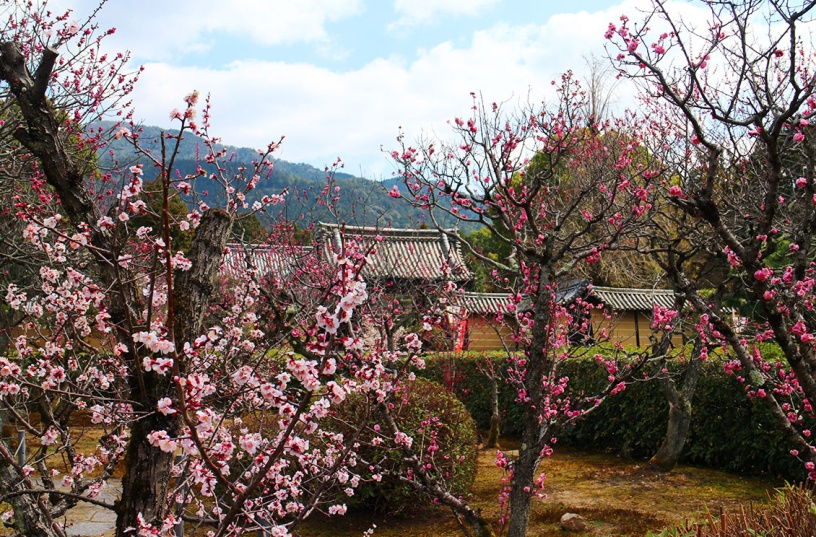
[299,440,779,537]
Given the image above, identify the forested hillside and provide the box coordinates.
[95,122,476,231]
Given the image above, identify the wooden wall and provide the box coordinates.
[590,310,683,348]
[465,317,516,351]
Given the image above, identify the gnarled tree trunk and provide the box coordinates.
[649,380,692,471]
[650,338,703,471]
[0,454,62,537]
[0,43,235,537]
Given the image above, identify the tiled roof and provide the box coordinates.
[221,244,312,280]
[556,279,591,306]
[316,223,473,282]
[590,286,675,311]
[454,280,590,316]
[454,292,517,315]
[457,282,675,316]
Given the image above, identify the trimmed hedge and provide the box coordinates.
[421,349,813,481]
[331,378,478,514]
[421,351,526,438]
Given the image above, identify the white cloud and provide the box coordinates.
[390,0,500,28]
[48,0,362,61]
[128,2,641,177]
[198,0,363,46]
[64,0,729,177]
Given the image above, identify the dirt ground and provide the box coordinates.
[43,441,779,537]
[300,445,779,537]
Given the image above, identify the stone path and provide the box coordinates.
[65,505,117,537]
[61,480,119,537]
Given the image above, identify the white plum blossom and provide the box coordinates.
[232,366,255,387]
[143,357,174,375]
[133,331,175,354]
[315,306,339,335]
[157,398,176,416]
[239,433,262,455]
[97,216,115,230]
[114,125,131,139]
[90,405,106,424]
[171,252,192,271]
[147,430,178,453]
[41,427,58,446]
[4,284,26,310]
[328,504,347,515]
[187,211,201,228]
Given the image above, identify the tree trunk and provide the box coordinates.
[650,344,703,472]
[505,282,554,537]
[649,382,692,471]
[485,375,500,449]
[116,209,233,536]
[0,44,236,536]
[172,209,233,345]
[0,455,63,537]
[114,417,176,536]
[505,439,536,537]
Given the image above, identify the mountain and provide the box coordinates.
[94,122,479,232]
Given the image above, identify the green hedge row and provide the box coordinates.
[420,349,812,481]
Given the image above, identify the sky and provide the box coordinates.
[52,0,656,177]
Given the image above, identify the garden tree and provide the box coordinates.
[125,177,196,251]
[608,0,816,474]
[580,53,620,129]
[218,220,487,530]
[639,202,726,471]
[524,136,667,288]
[467,133,664,291]
[0,4,454,537]
[515,59,665,288]
[465,226,514,292]
[390,82,666,537]
[232,211,268,242]
[583,141,734,471]
[649,335,705,471]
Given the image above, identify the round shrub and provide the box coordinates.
[333,378,478,514]
[420,351,527,435]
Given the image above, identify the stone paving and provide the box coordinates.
[64,505,117,537]
[61,480,118,537]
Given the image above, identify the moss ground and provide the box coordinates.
[300,440,778,537]
[0,434,779,536]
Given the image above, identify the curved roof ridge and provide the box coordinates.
[590,285,673,293]
[317,222,460,236]
[590,286,676,311]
